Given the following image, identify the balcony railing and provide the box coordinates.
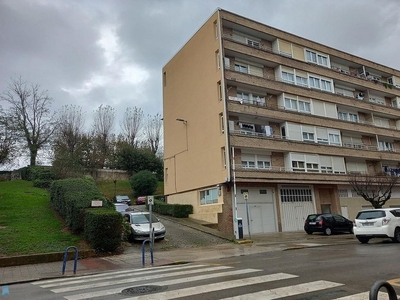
[230,129,398,153]
[222,33,400,102]
[234,164,346,175]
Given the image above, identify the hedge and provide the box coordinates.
[50,177,113,232]
[84,208,122,252]
[150,199,193,218]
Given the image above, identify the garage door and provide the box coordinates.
[280,186,315,231]
[236,188,277,234]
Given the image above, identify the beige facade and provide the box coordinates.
[163,9,400,238]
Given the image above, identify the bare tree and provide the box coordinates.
[91,104,115,168]
[0,77,57,166]
[0,107,18,165]
[144,113,163,154]
[120,107,144,147]
[55,105,86,154]
[349,173,399,208]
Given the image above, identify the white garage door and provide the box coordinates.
[236,187,277,234]
[280,186,315,231]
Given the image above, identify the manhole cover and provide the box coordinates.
[121,285,168,295]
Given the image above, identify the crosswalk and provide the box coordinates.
[30,263,395,300]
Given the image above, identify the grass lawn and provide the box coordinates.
[96,179,164,201]
[0,180,84,256]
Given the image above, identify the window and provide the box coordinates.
[338,189,349,197]
[242,160,256,168]
[247,39,260,48]
[379,141,394,151]
[309,76,332,92]
[217,82,222,101]
[306,50,328,67]
[163,72,167,87]
[216,50,220,69]
[200,189,218,205]
[292,161,305,172]
[237,92,249,102]
[349,113,358,122]
[165,168,168,183]
[321,166,333,173]
[219,113,224,133]
[235,63,248,73]
[302,132,315,142]
[296,76,308,87]
[280,187,312,202]
[214,20,218,39]
[285,97,297,110]
[306,163,319,172]
[321,79,332,91]
[257,160,271,169]
[221,147,226,169]
[329,133,340,145]
[282,72,295,84]
[298,100,311,113]
[309,76,320,89]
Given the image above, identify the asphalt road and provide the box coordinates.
[9,241,400,299]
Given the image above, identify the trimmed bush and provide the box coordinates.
[84,208,122,252]
[151,199,193,218]
[50,177,113,232]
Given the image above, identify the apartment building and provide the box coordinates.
[162,8,400,238]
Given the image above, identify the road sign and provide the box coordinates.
[148,196,154,205]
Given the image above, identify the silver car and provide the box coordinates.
[123,212,166,241]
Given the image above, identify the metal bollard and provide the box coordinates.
[62,246,79,275]
[369,280,398,300]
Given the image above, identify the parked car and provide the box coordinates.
[353,208,400,243]
[304,213,353,235]
[115,203,129,214]
[115,195,131,205]
[123,212,166,241]
[136,196,146,205]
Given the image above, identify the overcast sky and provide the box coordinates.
[1,0,400,129]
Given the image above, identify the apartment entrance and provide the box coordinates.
[236,187,277,234]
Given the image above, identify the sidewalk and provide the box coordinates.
[0,216,357,286]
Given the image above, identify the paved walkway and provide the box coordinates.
[0,216,357,286]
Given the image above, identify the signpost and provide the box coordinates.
[147,196,154,255]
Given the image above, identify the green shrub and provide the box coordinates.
[130,171,158,198]
[84,208,122,252]
[151,200,193,218]
[50,177,112,232]
[33,179,53,189]
[28,166,55,181]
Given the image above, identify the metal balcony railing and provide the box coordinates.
[229,129,399,153]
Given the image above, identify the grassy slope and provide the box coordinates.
[0,180,82,256]
[0,179,164,256]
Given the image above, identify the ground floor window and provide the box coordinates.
[280,188,312,202]
[200,188,218,205]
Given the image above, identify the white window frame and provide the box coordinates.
[292,161,305,172]
[235,63,248,74]
[282,71,295,84]
[379,141,394,152]
[200,188,218,205]
[285,97,298,110]
[296,76,308,87]
[306,49,329,67]
[329,133,340,145]
[298,100,311,113]
[306,162,319,172]
[302,132,315,142]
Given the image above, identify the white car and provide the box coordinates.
[123,212,166,241]
[353,208,400,243]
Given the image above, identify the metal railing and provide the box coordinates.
[229,129,398,153]
[62,246,79,275]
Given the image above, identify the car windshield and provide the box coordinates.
[131,214,159,224]
[356,210,386,220]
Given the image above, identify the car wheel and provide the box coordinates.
[357,237,369,244]
[305,230,313,235]
[324,227,332,236]
[392,228,400,243]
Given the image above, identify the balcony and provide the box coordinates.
[229,130,400,161]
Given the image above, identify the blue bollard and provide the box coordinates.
[142,239,154,267]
